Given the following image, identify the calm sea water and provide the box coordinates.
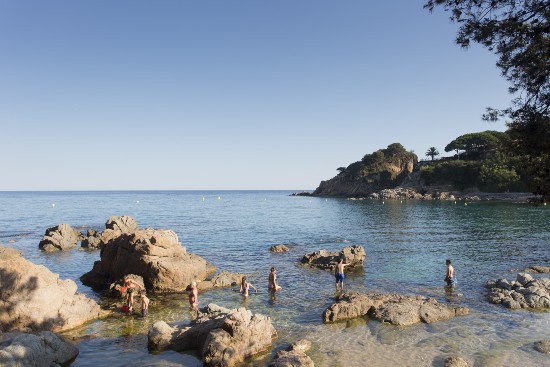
[0,191,549,366]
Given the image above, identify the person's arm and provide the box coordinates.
[250,283,257,292]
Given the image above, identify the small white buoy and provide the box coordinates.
[136,200,140,204]
[400,200,403,204]
[382,201,385,205]
[465,202,468,206]
[51,203,55,208]
[202,197,205,201]
[217,196,221,200]
[326,199,328,202]
[544,202,547,206]
[454,201,457,204]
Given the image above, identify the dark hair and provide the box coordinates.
[271,267,276,272]
[446,259,451,265]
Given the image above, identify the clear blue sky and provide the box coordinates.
[0,1,511,190]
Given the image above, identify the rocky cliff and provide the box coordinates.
[313,145,418,197]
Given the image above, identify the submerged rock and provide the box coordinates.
[301,245,366,271]
[534,340,550,354]
[444,356,470,367]
[38,224,84,252]
[486,273,550,310]
[0,246,102,332]
[81,228,216,292]
[269,339,314,367]
[0,331,79,367]
[524,266,550,274]
[269,244,290,253]
[148,303,277,367]
[323,292,469,326]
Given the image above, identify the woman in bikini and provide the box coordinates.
[268,266,282,291]
[239,276,257,297]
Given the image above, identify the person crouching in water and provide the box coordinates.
[188,281,198,310]
[124,276,144,313]
[139,291,149,317]
[240,276,257,297]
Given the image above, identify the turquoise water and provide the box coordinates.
[0,191,549,366]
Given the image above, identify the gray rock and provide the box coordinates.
[38,224,84,252]
[525,266,550,273]
[0,331,79,367]
[323,292,469,325]
[81,229,101,249]
[269,339,314,367]
[516,273,535,286]
[197,271,244,291]
[148,303,277,367]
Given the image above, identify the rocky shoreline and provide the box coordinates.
[292,188,538,203]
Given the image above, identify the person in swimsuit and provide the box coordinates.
[239,276,257,297]
[188,281,198,310]
[445,259,455,288]
[124,276,144,312]
[140,291,149,317]
[335,258,350,290]
[268,266,282,291]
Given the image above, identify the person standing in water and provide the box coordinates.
[445,259,455,288]
[239,276,257,297]
[140,291,149,317]
[335,258,350,290]
[268,267,282,291]
[123,276,144,313]
[188,281,199,310]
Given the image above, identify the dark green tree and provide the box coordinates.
[425,0,550,200]
[425,147,440,160]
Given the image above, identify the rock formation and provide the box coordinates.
[0,331,79,367]
[196,271,244,291]
[0,246,102,332]
[81,229,101,249]
[105,215,138,233]
[148,303,277,367]
[81,227,216,292]
[38,224,84,252]
[323,292,469,326]
[486,273,550,309]
[523,266,550,274]
[269,244,290,253]
[301,245,366,271]
[269,339,314,367]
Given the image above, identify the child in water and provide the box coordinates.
[239,276,257,297]
[335,258,350,290]
[188,281,198,310]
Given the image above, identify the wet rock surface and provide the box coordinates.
[269,339,314,367]
[301,245,366,271]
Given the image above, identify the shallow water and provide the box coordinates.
[0,191,549,366]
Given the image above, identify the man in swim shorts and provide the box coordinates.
[445,259,455,288]
[335,258,350,290]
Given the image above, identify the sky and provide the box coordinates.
[0,1,513,191]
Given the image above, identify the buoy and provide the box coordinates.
[136,200,139,204]
[465,203,468,206]
[217,196,221,200]
[51,203,55,207]
[382,201,385,205]
[454,201,457,204]
[202,197,205,201]
[544,202,547,206]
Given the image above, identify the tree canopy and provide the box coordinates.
[425,0,550,200]
[444,131,506,156]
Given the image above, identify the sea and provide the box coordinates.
[0,190,549,367]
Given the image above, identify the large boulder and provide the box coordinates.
[323,292,469,326]
[0,246,102,332]
[486,273,550,310]
[105,215,138,233]
[0,331,79,367]
[80,228,216,292]
[301,245,366,271]
[38,224,84,252]
[148,303,277,367]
